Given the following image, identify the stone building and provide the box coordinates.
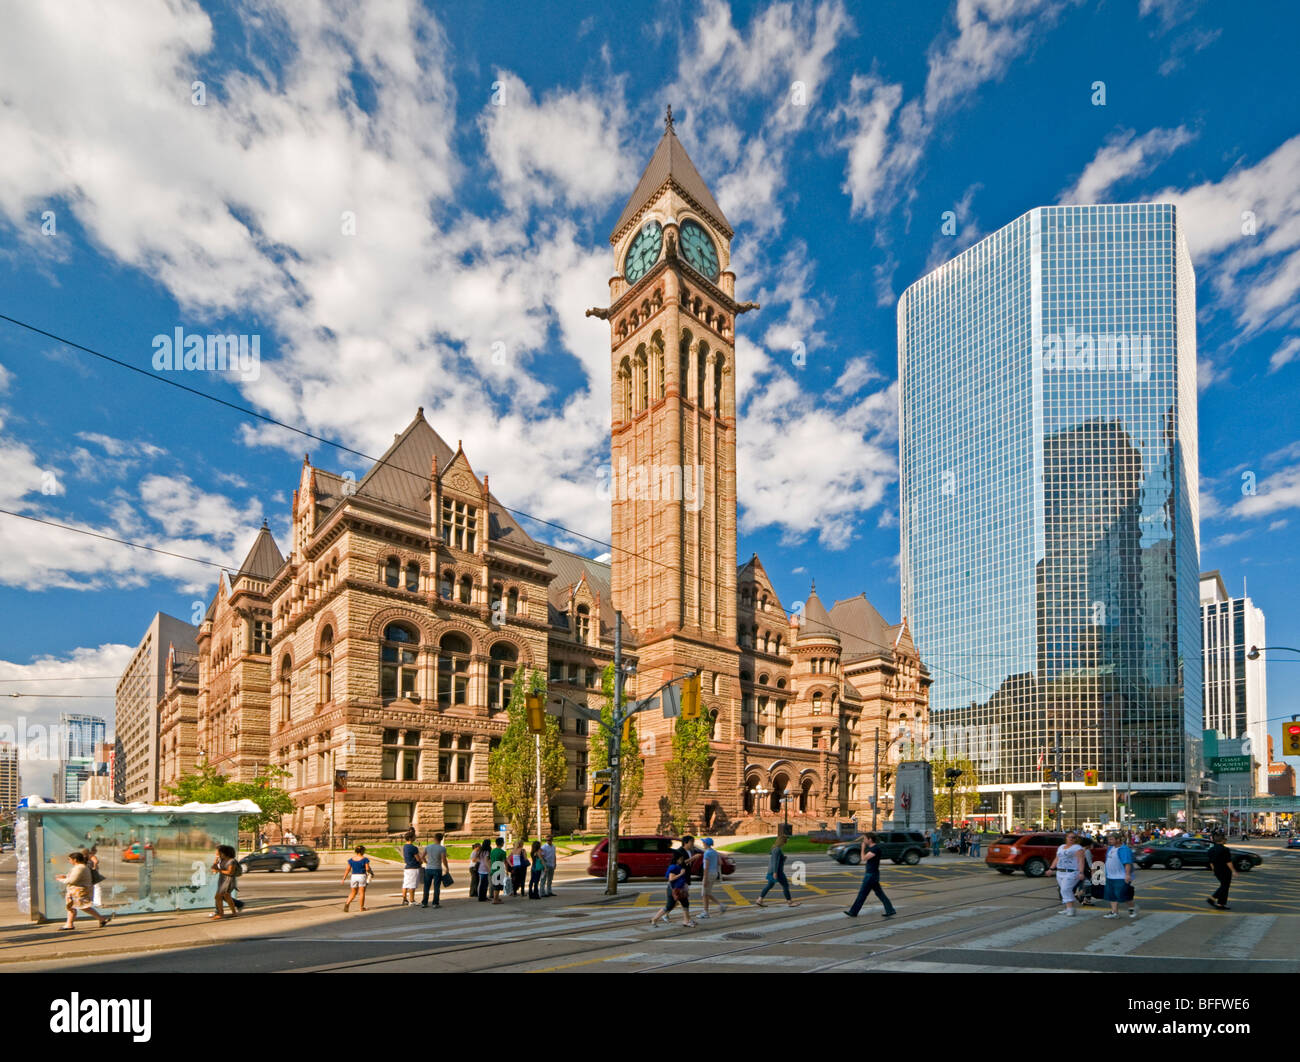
[157,644,200,796]
[187,115,928,841]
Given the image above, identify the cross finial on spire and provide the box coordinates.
[665,104,674,133]
[810,578,816,593]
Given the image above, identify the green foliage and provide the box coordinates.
[664,715,711,835]
[588,663,644,819]
[488,669,568,841]
[162,762,296,835]
[930,748,983,826]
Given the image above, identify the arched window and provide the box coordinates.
[279,655,292,724]
[405,562,420,592]
[440,569,453,599]
[799,777,813,813]
[618,357,632,421]
[318,627,334,704]
[380,623,419,700]
[697,342,709,407]
[680,330,693,401]
[437,632,471,707]
[713,351,726,413]
[384,557,400,588]
[576,604,590,643]
[507,588,519,616]
[777,677,787,689]
[711,673,721,695]
[458,575,473,604]
[652,333,666,400]
[812,692,823,714]
[758,672,770,686]
[709,707,720,740]
[487,642,518,711]
[636,347,648,412]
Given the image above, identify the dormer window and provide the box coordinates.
[384,556,400,587]
[576,604,591,643]
[441,498,478,551]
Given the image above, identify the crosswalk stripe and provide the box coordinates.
[721,884,750,906]
[831,958,1081,973]
[799,882,830,895]
[334,905,644,940]
[956,913,1070,951]
[598,951,826,969]
[690,909,845,942]
[1083,912,1192,955]
[1211,915,1277,959]
[839,904,1000,945]
[634,892,650,907]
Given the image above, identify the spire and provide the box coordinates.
[610,112,732,242]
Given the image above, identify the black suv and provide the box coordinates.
[240,844,320,873]
[827,831,929,866]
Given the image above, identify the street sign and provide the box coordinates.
[593,782,611,809]
[1210,755,1251,774]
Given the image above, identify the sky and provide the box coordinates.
[1,0,1299,795]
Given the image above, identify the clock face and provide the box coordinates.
[624,221,663,284]
[679,219,720,281]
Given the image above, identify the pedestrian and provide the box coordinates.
[56,851,112,930]
[930,829,941,857]
[469,842,482,898]
[970,831,982,858]
[958,829,969,856]
[843,832,897,919]
[650,851,695,928]
[489,837,508,903]
[84,844,105,908]
[422,831,450,908]
[698,837,726,919]
[210,844,241,920]
[1206,831,1235,911]
[528,841,544,899]
[476,838,493,902]
[540,835,557,897]
[1047,830,1086,916]
[401,829,423,907]
[1102,832,1137,919]
[342,845,373,912]
[509,839,528,898]
[755,834,799,908]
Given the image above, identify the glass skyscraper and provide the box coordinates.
[57,713,107,803]
[898,204,1201,825]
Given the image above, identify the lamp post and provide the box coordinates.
[944,767,964,834]
[751,786,770,826]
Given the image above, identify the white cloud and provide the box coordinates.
[1269,336,1300,372]
[1059,126,1195,204]
[834,356,882,395]
[1231,463,1300,520]
[1197,356,1229,393]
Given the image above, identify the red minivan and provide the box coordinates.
[587,836,736,883]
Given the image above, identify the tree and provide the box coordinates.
[163,762,296,838]
[488,668,567,841]
[589,663,644,820]
[929,748,983,828]
[664,716,711,835]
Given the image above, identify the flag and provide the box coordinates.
[661,684,681,718]
[1037,748,1045,769]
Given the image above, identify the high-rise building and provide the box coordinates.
[1200,570,1267,794]
[116,612,199,802]
[899,203,1201,826]
[57,713,107,804]
[0,741,19,822]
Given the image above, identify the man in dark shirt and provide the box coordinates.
[673,835,696,886]
[1206,831,1235,910]
[844,832,897,919]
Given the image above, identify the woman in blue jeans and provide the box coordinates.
[755,835,799,908]
[844,832,897,919]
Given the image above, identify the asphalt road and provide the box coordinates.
[6,841,1298,973]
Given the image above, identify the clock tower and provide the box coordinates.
[592,108,757,828]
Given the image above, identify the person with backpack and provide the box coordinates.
[342,845,374,912]
[755,834,799,908]
[698,837,725,918]
[210,844,242,920]
[649,850,696,928]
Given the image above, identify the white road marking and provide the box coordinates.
[839,904,1001,944]
[1210,915,1277,959]
[832,958,1082,973]
[955,913,1072,951]
[1083,912,1193,955]
[589,951,827,969]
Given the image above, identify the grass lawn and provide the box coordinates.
[716,835,830,855]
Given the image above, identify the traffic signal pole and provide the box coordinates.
[606,610,624,896]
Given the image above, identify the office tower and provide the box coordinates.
[58,713,107,804]
[899,203,1201,825]
[1200,571,1268,793]
[0,742,18,821]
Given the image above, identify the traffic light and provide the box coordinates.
[681,674,701,719]
[1084,770,1099,787]
[621,716,632,745]
[1284,721,1300,757]
[593,782,611,809]
[525,693,546,734]
[1043,768,1055,783]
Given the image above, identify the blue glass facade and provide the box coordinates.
[899,204,1201,808]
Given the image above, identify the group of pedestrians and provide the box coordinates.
[1047,830,1138,918]
[465,836,558,903]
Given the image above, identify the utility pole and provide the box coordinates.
[872,726,880,830]
[534,732,543,840]
[1054,731,1063,829]
[605,610,625,896]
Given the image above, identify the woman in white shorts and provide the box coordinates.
[1047,830,1086,917]
[342,845,374,912]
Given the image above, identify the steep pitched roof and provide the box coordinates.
[798,585,839,641]
[612,121,732,241]
[827,593,897,663]
[236,523,285,581]
[538,543,634,644]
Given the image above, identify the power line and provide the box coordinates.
[0,509,234,572]
[0,676,120,683]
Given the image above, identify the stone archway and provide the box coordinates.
[770,772,790,814]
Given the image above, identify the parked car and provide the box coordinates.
[984,833,1107,877]
[586,836,736,883]
[1134,837,1260,872]
[240,844,320,873]
[827,831,930,866]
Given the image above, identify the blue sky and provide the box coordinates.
[1,0,1299,791]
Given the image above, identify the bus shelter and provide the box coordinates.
[15,799,260,923]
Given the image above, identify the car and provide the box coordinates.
[1133,837,1260,872]
[122,841,154,863]
[240,844,320,873]
[586,836,736,883]
[984,832,1107,877]
[827,831,930,866]
[1286,835,1300,850]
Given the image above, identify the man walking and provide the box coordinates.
[844,832,896,919]
[540,836,557,897]
[755,834,799,908]
[698,837,726,918]
[422,832,449,908]
[970,831,982,858]
[930,829,941,858]
[1207,831,1235,910]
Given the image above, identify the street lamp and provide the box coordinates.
[944,767,964,834]
[1248,645,1299,659]
[750,785,770,825]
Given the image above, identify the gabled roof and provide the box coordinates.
[539,543,634,645]
[827,594,895,663]
[236,522,284,582]
[612,120,732,241]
